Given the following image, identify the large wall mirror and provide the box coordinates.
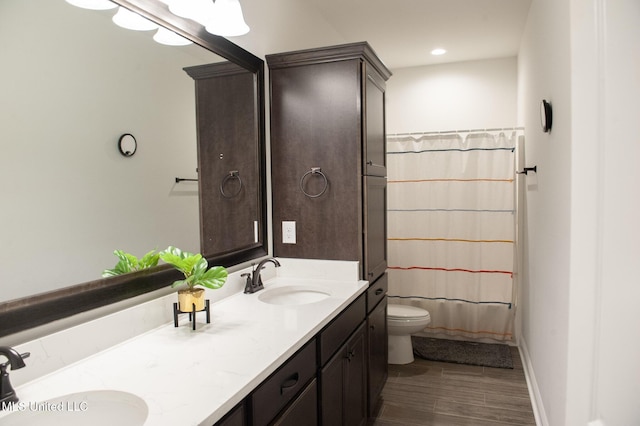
[0,0,267,337]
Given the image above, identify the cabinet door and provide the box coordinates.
[367,297,388,417]
[270,59,363,262]
[364,66,387,177]
[364,176,387,282]
[320,323,367,426]
[344,325,367,426]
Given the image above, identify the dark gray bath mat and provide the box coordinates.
[412,337,513,369]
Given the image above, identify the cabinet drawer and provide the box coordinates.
[251,340,317,426]
[318,294,366,366]
[366,273,388,314]
[272,378,317,426]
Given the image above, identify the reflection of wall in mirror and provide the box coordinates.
[0,0,221,302]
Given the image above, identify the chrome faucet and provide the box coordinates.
[243,258,281,294]
[0,346,30,408]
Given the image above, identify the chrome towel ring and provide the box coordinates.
[300,167,328,198]
[220,170,242,198]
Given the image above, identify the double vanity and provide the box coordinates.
[0,259,387,425]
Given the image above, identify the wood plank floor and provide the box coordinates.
[369,346,536,426]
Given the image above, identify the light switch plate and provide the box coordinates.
[282,221,296,244]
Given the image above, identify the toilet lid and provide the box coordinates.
[388,304,430,320]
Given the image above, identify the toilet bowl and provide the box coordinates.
[387,304,431,365]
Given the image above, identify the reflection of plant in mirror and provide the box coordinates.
[102,250,160,277]
[159,246,227,290]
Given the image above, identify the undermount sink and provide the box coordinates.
[258,285,331,306]
[2,390,148,426]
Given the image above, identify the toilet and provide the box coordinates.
[387,304,431,365]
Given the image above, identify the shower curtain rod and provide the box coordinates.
[389,126,524,137]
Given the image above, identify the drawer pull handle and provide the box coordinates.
[280,372,299,395]
[375,288,384,295]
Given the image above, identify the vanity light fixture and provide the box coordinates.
[165,0,250,36]
[168,0,215,22]
[65,0,117,10]
[153,28,193,46]
[112,7,158,31]
[205,0,250,37]
[431,48,447,56]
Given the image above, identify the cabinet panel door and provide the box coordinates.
[344,324,367,426]
[367,297,388,417]
[364,67,386,177]
[364,176,387,282]
[270,59,363,261]
[320,323,367,426]
[320,350,344,426]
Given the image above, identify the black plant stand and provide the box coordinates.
[173,299,210,330]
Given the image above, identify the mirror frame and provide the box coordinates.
[0,0,267,338]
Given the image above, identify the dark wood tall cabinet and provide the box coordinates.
[267,42,391,423]
[267,42,390,282]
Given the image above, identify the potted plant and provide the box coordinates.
[159,246,227,312]
[102,249,160,277]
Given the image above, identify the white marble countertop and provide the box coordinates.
[1,271,368,425]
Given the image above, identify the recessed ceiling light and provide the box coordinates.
[431,48,447,56]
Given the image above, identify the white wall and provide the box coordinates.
[386,57,518,134]
[517,0,572,424]
[519,0,640,425]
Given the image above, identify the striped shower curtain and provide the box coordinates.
[386,130,518,342]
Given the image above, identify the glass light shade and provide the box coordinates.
[153,28,193,46]
[205,0,250,37]
[169,0,215,22]
[112,7,158,31]
[65,0,117,10]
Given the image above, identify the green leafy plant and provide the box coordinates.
[159,246,227,290]
[102,249,160,277]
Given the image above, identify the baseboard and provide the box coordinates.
[518,338,549,426]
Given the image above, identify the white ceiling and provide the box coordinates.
[241,0,532,70]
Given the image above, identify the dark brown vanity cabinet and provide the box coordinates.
[267,42,391,282]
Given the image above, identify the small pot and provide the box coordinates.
[177,288,206,312]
